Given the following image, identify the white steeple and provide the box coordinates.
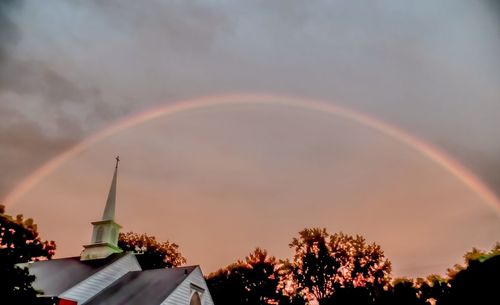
[102,156,118,221]
[81,156,123,260]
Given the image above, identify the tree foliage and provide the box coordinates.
[445,244,500,305]
[118,231,186,269]
[382,278,426,305]
[0,204,56,305]
[283,228,391,304]
[207,248,282,305]
[377,244,500,305]
[416,275,450,305]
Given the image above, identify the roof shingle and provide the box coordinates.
[82,266,197,305]
[28,253,127,296]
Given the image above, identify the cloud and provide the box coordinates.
[0,103,75,197]
[0,0,22,64]
[0,0,78,197]
[1,0,500,202]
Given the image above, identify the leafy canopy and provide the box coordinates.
[284,228,391,303]
[207,248,282,305]
[118,231,186,269]
[0,204,56,305]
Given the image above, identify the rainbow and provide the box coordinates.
[4,94,500,213]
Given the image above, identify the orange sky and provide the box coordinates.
[8,102,500,277]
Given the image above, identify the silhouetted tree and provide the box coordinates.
[381,278,427,305]
[207,248,281,305]
[331,287,373,305]
[446,244,500,305]
[0,204,56,305]
[377,244,500,305]
[118,231,185,269]
[417,275,450,305]
[283,228,391,304]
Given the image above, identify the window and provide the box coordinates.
[95,226,104,243]
[190,292,201,305]
[190,284,204,305]
[111,227,118,242]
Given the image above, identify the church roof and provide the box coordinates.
[82,266,197,305]
[28,253,127,296]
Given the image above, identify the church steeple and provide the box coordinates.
[81,156,123,261]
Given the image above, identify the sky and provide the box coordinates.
[1,0,500,277]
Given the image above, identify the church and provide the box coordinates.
[27,158,215,305]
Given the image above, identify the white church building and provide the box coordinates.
[28,158,215,305]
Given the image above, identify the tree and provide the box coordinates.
[206,261,247,305]
[283,228,335,303]
[283,228,391,304]
[207,248,282,305]
[446,244,500,305]
[118,231,186,269]
[417,275,450,305]
[384,278,426,305]
[0,204,56,305]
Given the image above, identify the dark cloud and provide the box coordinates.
[2,60,85,103]
[0,0,106,198]
[0,0,232,200]
[0,0,22,60]
[0,104,74,197]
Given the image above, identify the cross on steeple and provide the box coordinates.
[115,155,120,168]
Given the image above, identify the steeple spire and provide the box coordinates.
[81,156,123,260]
[102,156,119,220]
